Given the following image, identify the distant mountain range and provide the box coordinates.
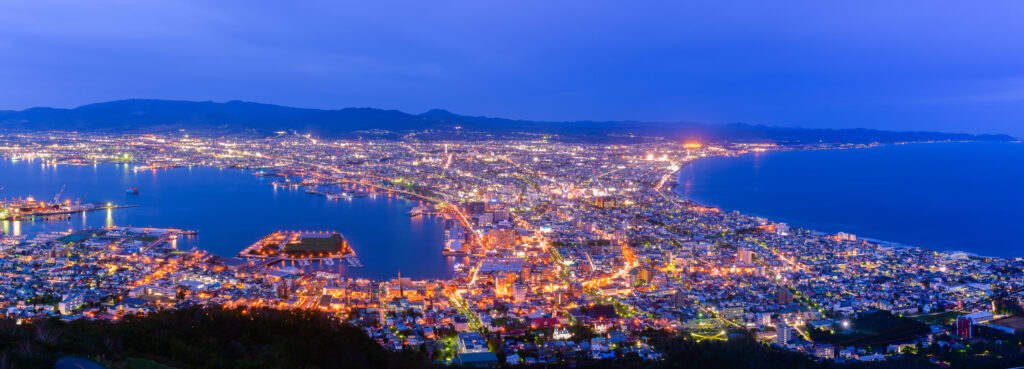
[0,99,1015,143]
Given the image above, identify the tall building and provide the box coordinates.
[513,283,527,303]
[956,316,973,339]
[493,274,513,296]
[777,290,794,305]
[672,288,688,308]
[776,323,794,345]
[569,282,584,298]
[466,202,487,215]
[636,267,654,285]
[593,196,617,209]
[478,213,495,226]
[493,209,510,222]
[737,247,753,265]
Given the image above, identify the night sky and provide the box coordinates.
[2,1,1022,136]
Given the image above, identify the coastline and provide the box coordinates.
[667,142,1012,260]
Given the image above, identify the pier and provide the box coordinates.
[0,200,138,221]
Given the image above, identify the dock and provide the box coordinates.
[0,202,139,221]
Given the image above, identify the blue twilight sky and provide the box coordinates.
[1,1,1022,136]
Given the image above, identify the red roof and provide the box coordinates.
[531,317,560,328]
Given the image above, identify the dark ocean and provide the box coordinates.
[676,142,1024,257]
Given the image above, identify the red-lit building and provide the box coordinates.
[956,316,973,339]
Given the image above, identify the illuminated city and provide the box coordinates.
[0,131,1021,367]
[2,1,1024,367]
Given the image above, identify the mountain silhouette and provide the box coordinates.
[0,99,1014,143]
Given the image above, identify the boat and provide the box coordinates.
[126,187,139,195]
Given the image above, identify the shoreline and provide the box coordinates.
[667,142,1014,260]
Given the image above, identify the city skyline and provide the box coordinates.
[1,2,1023,368]
[2,132,1022,368]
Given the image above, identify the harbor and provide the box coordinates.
[0,160,452,280]
[0,197,137,221]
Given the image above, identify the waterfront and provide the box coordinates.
[0,160,453,280]
[677,142,1024,257]
[2,132,1023,366]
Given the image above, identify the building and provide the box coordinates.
[652,273,668,288]
[445,239,465,253]
[956,316,973,339]
[478,213,494,226]
[636,267,654,285]
[962,311,993,324]
[593,196,617,209]
[776,323,794,345]
[492,209,510,222]
[493,274,513,296]
[989,316,1024,335]
[813,345,835,359]
[58,294,85,315]
[453,316,470,332]
[721,305,746,321]
[466,202,487,215]
[219,257,251,271]
[457,332,489,354]
[777,290,794,305]
[512,283,527,303]
[486,227,517,249]
[456,351,498,367]
[737,247,753,265]
[672,288,688,308]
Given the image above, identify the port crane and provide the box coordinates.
[53,184,66,204]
